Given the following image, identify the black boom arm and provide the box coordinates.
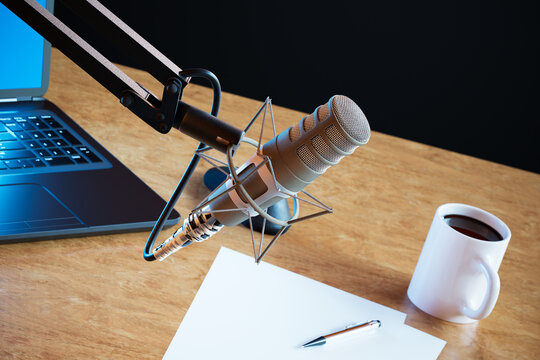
[0,0,242,152]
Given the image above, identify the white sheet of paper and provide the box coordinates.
[163,247,445,360]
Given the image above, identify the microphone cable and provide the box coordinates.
[143,68,222,261]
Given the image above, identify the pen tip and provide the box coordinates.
[302,337,326,348]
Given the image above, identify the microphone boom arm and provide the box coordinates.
[1,0,246,261]
[0,0,242,151]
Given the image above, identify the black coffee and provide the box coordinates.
[444,214,503,241]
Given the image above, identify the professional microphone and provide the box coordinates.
[153,95,371,261]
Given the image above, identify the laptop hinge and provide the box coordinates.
[18,96,45,102]
[0,96,45,103]
[0,98,19,103]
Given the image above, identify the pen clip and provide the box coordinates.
[346,320,381,329]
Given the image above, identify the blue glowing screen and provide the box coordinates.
[0,0,47,91]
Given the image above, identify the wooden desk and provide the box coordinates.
[1,49,538,359]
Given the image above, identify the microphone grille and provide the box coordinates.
[296,144,328,173]
[289,123,301,142]
[317,103,330,121]
[303,113,316,132]
[311,134,344,163]
[331,95,370,145]
[268,95,370,181]
[324,125,357,153]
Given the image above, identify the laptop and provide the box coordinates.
[0,0,180,243]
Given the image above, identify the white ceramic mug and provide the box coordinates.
[407,203,511,323]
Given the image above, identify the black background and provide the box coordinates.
[55,0,539,173]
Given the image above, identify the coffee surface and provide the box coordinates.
[444,214,503,241]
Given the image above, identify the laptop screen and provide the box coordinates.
[0,0,50,97]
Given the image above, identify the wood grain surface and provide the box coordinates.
[0,49,539,359]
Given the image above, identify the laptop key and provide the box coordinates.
[35,149,51,157]
[19,160,33,168]
[0,161,7,170]
[43,130,57,138]
[76,146,101,162]
[30,131,46,139]
[17,132,32,140]
[30,158,46,167]
[0,124,7,132]
[57,129,81,145]
[44,118,62,128]
[4,122,23,132]
[71,155,87,164]
[3,160,22,169]
[53,139,68,147]
[24,140,40,149]
[50,148,64,157]
[40,139,54,147]
[28,118,50,130]
[15,119,36,131]
[0,150,35,160]
[43,156,74,166]
[0,142,25,150]
[63,147,76,155]
[0,133,16,141]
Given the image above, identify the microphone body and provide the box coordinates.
[153,95,370,260]
[208,94,370,227]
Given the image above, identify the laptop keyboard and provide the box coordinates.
[0,112,110,174]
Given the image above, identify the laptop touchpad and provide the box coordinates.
[0,184,85,234]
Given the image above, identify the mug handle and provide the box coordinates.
[461,257,500,320]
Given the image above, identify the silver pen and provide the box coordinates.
[302,320,381,348]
